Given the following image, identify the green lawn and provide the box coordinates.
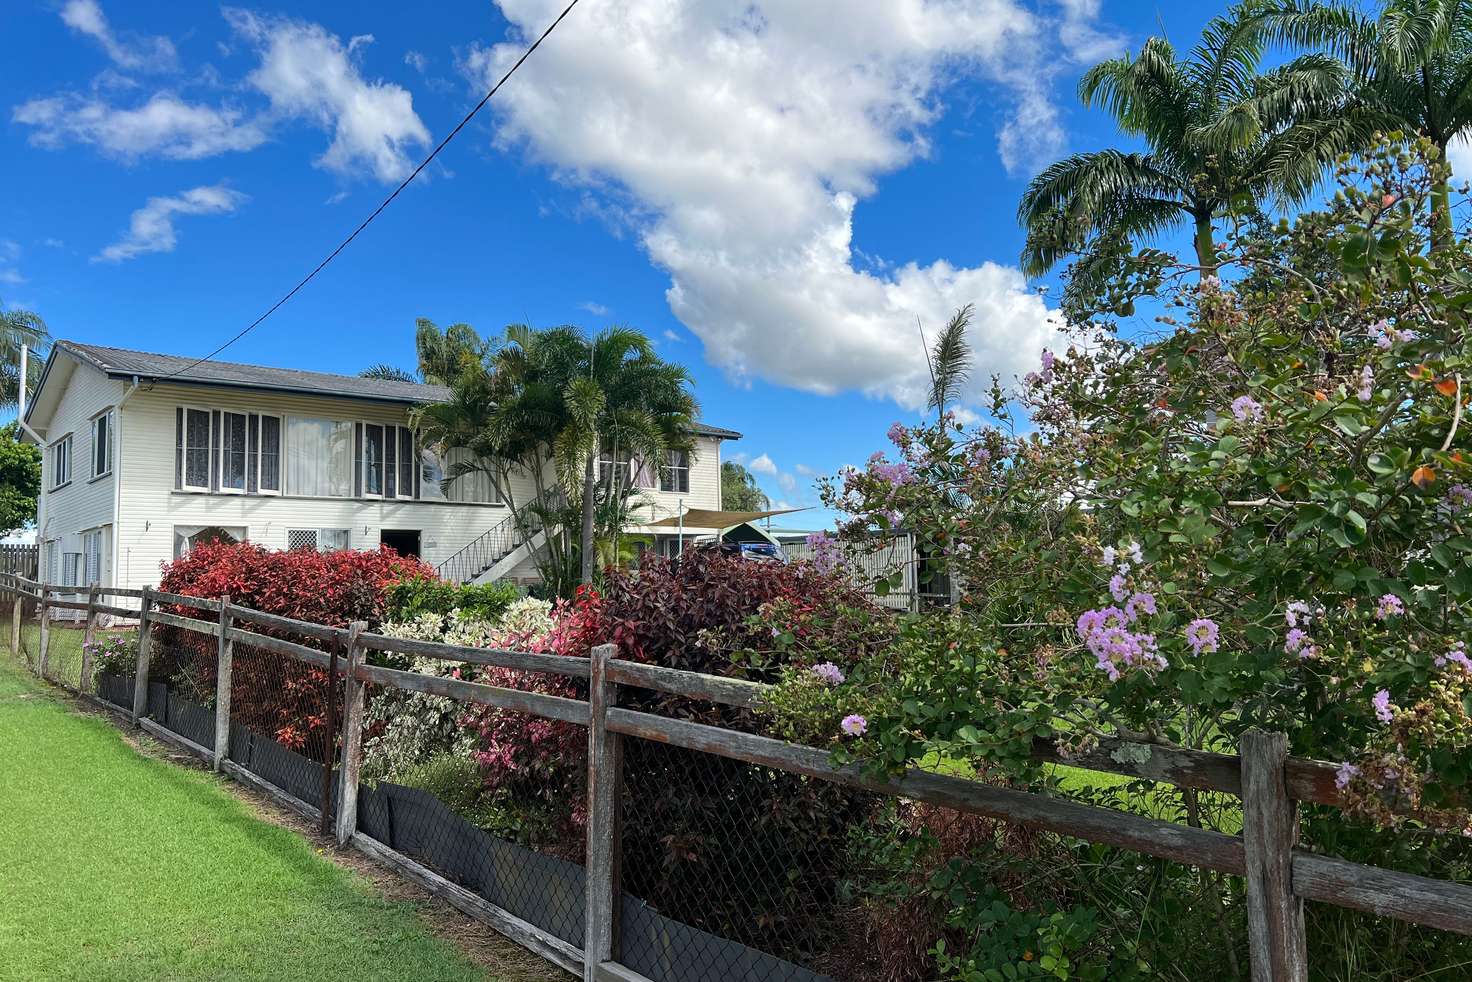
[0,656,499,982]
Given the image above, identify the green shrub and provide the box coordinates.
[383,576,519,623]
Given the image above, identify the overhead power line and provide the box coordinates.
[148,0,583,389]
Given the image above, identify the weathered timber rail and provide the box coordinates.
[4,570,1471,982]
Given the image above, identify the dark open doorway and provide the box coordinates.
[380,529,421,559]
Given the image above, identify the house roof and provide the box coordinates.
[44,341,741,439]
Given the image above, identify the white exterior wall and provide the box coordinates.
[113,382,549,591]
[34,361,124,591]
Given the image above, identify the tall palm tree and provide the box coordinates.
[1,298,49,412]
[1261,0,1472,248]
[361,318,492,386]
[1019,6,1363,280]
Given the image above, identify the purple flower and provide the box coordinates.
[1125,541,1143,565]
[1230,395,1263,422]
[1284,601,1312,628]
[1357,364,1374,402]
[869,458,915,487]
[840,714,868,737]
[1041,348,1056,373]
[810,662,845,686]
[1108,573,1128,602]
[1185,618,1220,656]
[805,532,842,573]
[1435,642,1471,673]
[1370,319,1417,349]
[968,445,991,468]
[1437,484,1472,522]
[1374,593,1404,620]
[1284,628,1311,656]
[1334,762,1360,790]
[1024,371,1042,386]
[1372,688,1394,723]
[1100,545,1117,567]
[886,422,908,447]
[1125,592,1156,621]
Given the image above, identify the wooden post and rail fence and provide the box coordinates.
[2,570,1470,982]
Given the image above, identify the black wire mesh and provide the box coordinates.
[352,668,589,949]
[616,738,883,982]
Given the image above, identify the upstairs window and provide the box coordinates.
[660,449,690,493]
[177,408,212,491]
[50,434,72,490]
[286,417,353,497]
[91,411,112,479]
[598,449,632,487]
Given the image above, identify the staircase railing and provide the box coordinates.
[434,488,565,584]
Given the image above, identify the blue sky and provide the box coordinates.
[1,1,1225,525]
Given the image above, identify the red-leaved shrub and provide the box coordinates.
[155,541,434,755]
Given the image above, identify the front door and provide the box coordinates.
[380,529,421,559]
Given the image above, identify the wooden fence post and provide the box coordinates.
[37,585,52,679]
[335,621,368,847]
[132,587,155,724]
[1242,729,1308,982]
[79,584,100,693]
[213,596,233,772]
[583,643,623,982]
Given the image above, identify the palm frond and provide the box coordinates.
[927,304,973,417]
[359,363,418,383]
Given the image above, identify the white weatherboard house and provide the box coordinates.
[20,341,740,595]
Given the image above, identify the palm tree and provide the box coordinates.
[1261,0,1472,248]
[415,323,697,594]
[1,298,49,412]
[922,304,973,419]
[1019,6,1363,280]
[359,363,417,383]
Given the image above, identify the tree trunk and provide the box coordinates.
[1194,214,1217,279]
[1431,158,1453,253]
[580,452,597,585]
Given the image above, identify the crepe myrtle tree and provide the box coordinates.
[806,144,1472,832]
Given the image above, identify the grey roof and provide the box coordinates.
[55,340,741,438]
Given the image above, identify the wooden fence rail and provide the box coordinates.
[3,570,1472,982]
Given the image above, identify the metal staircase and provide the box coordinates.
[435,490,564,584]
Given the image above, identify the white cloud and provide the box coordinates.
[60,0,177,72]
[1449,134,1472,181]
[1057,0,1126,64]
[580,300,611,316]
[43,238,65,249]
[405,50,429,73]
[749,453,778,476]
[0,240,24,285]
[226,9,430,182]
[468,0,1074,412]
[662,328,681,342]
[94,185,246,263]
[13,92,267,160]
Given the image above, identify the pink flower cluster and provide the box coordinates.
[1077,606,1163,680]
[841,714,868,737]
[1185,618,1220,655]
[1374,593,1404,620]
[810,662,846,686]
[1372,688,1394,723]
[1369,319,1417,349]
[805,531,843,573]
[1435,641,1472,674]
[1230,395,1263,422]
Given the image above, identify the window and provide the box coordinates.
[397,427,415,497]
[660,449,690,493]
[83,528,104,585]
[259,415,282,492]
[62,552,81,588]
[288,528,350,552]
[419,446,500,503]
[598,449,632,487]
[178,408,212,491]
[363,423,386,496]
[286,417,353,497]
[221,411,249,491]
[173,525,245,560]
[50,434,72,489]
[91,412,112,479]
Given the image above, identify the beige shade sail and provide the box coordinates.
[645,507,806,530]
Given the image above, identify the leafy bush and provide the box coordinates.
[383,576,520,624]
[156,541,434,755]
[85,634,136,681]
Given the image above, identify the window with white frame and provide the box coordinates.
[91,411,112,479]
[82,528,104,585]
[287,528,350,552]
[177,408,212,491]
[598,448,632,487]
[286,417,353,497]
[660,449,690,493]
[363,422,386,496]
[62,552,81,588]
[220,411,249,491]
[50,434,72,489]
[419,445,500,503]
